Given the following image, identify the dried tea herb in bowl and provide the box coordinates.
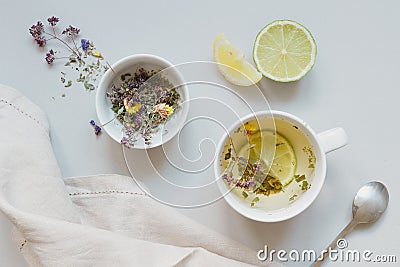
[107,68,181,147]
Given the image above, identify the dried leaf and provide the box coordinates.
[69,56,77,63]
[84,81,95,90]
[289,194,298,201]
[250,196,260,206]
[64,80,72,87]
[117,107,125,115]
[121,73,132,81]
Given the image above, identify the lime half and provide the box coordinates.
[253,20,317,82]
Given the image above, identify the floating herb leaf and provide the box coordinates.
[254,175,283,196]
[294,174,306,183]
[303,146,316,169]
[301,180,310,191]
[250,196,260,207]
[224,148,232,160]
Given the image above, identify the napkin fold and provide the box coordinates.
[0,84,277,266]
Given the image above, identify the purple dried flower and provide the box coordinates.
[245,180,255,188]
[127,99,134,107]
[159,88,168,98]
[222,174,234,183]
[89,120,102,136]
[62,25,80,36]
[121,137,129,146]
[47,16,59,26]
[45,49,55,64]
[35,36,47,47]
[134,115,142,126]
[81,39,89,52]
[29,21,44,38]
[121,126,137,147]
[138,105,146,114]
[94,125,102,135]
[253,160,262,173]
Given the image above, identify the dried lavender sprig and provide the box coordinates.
[29,16,109,91]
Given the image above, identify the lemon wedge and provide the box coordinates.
[213,33,262,86]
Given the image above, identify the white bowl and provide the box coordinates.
[96,54,189,149]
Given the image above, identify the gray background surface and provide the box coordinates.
[0,0,399,266]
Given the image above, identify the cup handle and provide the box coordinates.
[317,127,348,154]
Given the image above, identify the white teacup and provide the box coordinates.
[214,110,347,222]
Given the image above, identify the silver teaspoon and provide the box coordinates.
[311,181,389,267]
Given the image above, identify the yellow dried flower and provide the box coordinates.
[153,103,174,119]
[244,122,257,135]
[92,50,103,59]
[164,104,174,116]
[124,98,141,114]
[127,103,141,114]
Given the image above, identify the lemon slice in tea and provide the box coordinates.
[213,33,262,86]
[247,131,296,186]
[253,20,317,82]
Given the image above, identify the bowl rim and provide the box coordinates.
[214,110,327,222]
[96,54,189,149]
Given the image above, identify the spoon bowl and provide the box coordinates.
[352,181,389,223]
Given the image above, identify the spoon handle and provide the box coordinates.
[310,219,358,267]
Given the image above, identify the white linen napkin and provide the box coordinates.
[0,84,278,266]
